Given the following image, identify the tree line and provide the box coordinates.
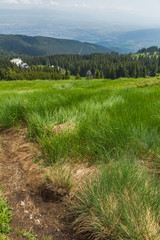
[25,53,160,79]
[0,52,160,80]
[0,58,69,80]
[137,46,160,55]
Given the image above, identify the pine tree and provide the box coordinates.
[96,70,101,79]
[65,67,70,79]
[110,67,117,80]
[76,73,81,80]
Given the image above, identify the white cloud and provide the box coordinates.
[50,1,59,6]
[1,0,60,6]
[4,0,19,3]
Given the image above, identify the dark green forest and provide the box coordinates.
[0,34,111,57]
[0,52,159,80]
[26,53,159,79]
[0,57,69,80]
[137,46,160,54]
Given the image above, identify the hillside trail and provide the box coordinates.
[0,128,76,240]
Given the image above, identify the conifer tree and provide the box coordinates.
[65,67,70,79]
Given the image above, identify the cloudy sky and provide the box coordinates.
[0,0,160,27]
[0,0,160,39]
[0,0,159,24]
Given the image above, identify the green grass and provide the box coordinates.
[72,160,160,240]
[133,52,159,59]
[0,77,154,91]
[0,78,160,239]
[16,228,38,240]
[16,227,52,240]
[0,190,12,238]
[0,78,160,164]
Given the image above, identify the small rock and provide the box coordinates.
[35,219,41,225]
[20,201,25,206]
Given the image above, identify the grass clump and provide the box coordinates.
[71,160,160,240]
[0,190,12,237]
[46,163,73,192]
[16,228,38,239]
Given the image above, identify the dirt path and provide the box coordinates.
[0,128,75,240]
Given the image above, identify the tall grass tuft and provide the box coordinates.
[71,160,160,240]
[46,163,73,192]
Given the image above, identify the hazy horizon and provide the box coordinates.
[1,0,160,52]
[1,0,160,35]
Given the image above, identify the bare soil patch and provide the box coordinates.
[52,121,75,135]
[0,128,75,240]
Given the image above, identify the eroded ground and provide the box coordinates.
[0,128,75,240]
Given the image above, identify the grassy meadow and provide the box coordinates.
[0,77,160,239]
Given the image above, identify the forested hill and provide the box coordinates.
[137,46,160,55]
[0,34,112,56]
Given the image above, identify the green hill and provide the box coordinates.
[0,34,112,57]
[137,46,159,55]
[96,29,160,53]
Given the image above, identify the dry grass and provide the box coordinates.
[46,162,99,196]
[52,121,75,135]
[71,160,160,240]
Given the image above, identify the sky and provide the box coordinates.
[1,0,160,28]
[1,0,160,40]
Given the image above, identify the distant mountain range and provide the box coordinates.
[0,34,113,57]
[96,29,160,53]
[1,10,160,54]
[1,29,160,57]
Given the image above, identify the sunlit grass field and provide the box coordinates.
[0,77,160,239]
[1,77,160,164]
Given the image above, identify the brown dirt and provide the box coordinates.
[0,128,76,240]
[51,121,75,135]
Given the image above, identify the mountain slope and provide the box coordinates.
[96,29,160,53]
[0,34,112,56]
